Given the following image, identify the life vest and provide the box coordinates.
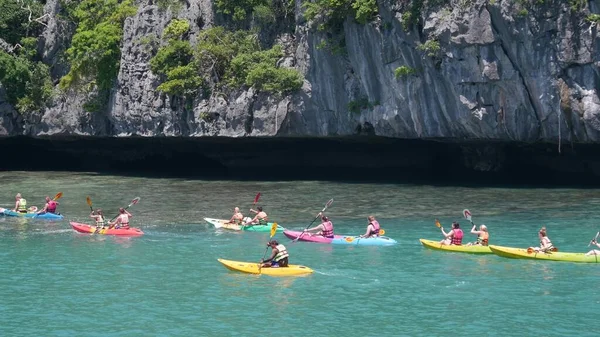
[47,200,57,213]
[477,232,489,245]
[258,218,268,225]
[321,221,334,238]
[274,244,289,262]
[96,216,105,227]
[451,229,463,245]
[17,198,27,212]
[117,214,130,228]
[369,220,380,236]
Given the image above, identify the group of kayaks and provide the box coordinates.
[420,238,600,263]
[205,211,399,276]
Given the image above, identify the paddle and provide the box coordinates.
[95,197,140,233]
[243,192,261,225]
[259,222,279,273]
[463,209,473,226]
[292,198,334,242]
[34,192,63,217]
[86,196,93,212]
[589,232,600,247]
[435,219,441,228]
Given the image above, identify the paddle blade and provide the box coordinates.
[130,197,141,206]
[86,196,92,207]
[53,192,63,201]
[463,209,472,221]
[270,223,278,238]
[379,229,386,235]
[322,198,334,211]
[254,193,261,204]
[435,219,441,228]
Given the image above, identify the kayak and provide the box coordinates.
[0,207,64,220]
[204,218,285,232]
[419,239,492,254]
[217,258,314,276]
[70,222,144,236]
[489,245,600,263]
[283,230,397,246]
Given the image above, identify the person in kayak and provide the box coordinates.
[360,215,380,238]
[245,206,268,226]
[529,227,556,252]
[440,221,464,245]
[261,240,289,268]
[303,213,334,238]
[37,196,59,215]
[108,208,133,229]
[90,209,106,228]
[467,224,489,246]
[13,193,28,213]
[228,207,244,224]
[586,239,600,256]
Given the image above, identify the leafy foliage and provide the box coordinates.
[59,0,137,91]
[417,39,440,57]
[215,0,267,21]
[0,0,44,45]
[0,47,53,114]
[394,66,416,79]
[302,0,378,31]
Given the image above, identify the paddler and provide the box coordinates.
[360,215,380,238]
[244,206,268,226]
[261,240,289,268]
[108,208,132,229]
[90,209,106,228]
[228,207,244,224]
[12,193,28,213]
[585,239,600,256]
[440,221,463,245]
[37,196,59,215]
[303,213,334,238]
[529,227,556,253]
[467,224,489,246]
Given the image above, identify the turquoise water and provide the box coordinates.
[1,172,600,336]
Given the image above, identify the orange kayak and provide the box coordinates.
[70,222,144,236]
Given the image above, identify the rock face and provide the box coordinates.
[1,0,599,143]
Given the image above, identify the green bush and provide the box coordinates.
[417,39,440,57]
[302,0,378,30]
[156,64,204,96]
[586,14,600,23]
[245,63,303,94]
[0,0,44,45]
[60,0,137,91]
[394,66,415,79]
[0,50,53,114]
[215,0,268,21]
[348,96,377,113]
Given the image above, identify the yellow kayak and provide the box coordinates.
[217,259,314,276]
[489,245,600,263]
[419,239,492,254]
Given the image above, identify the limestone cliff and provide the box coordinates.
[0,0,599,144]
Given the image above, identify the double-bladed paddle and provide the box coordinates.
[258,222,279,273]
[292,198,334,243]
[589,232,600,247]
[86,196,93,212]
[94,197,140,233]
[463,209,473,225]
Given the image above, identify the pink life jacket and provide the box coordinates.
[47,200,57,213]
[451,229,464,245]
[369,220,380,236]
[321,221,334,238]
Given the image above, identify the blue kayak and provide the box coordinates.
[0,207,64,220]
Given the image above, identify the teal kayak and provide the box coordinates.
[204,218,285,232]
[0,207,64,220]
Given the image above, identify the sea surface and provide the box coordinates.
[1,171,600,336]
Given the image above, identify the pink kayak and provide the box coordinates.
[283,230,397,246]
[70,222,144,236]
